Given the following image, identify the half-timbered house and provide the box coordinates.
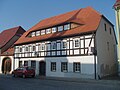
[14,7,117,79]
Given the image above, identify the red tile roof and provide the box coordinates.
[1,48,14,56]
[0,26,25,48]
[15,7,102,45]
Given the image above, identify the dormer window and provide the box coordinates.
[52,27,57,33]
[41,30,45,35]
[58,26,63,32]
[31,32,35,37]
[36,31,40,36]
[46,28,51,34]
[64,24,70,30]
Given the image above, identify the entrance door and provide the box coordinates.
[39,61,46,76]
[2,57,11,74]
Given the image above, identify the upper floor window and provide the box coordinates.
[104,23,107,31]
[19,47,22,52]
[51,42,56,50]
[46,28,51,34]
[64,24,70,30]
[52,27,57,33]
[25,46,29,52]
[31,32,36,37]
[36,31,40,36]
[62,41,67,49]
[33,46,36,51]
[58,26,63,32]
[41,30,45,35]
[41,44,45,50]
[74,39,80,47]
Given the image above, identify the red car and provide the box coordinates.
[12,66,35,78]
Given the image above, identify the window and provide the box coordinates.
[52,27,57,33]
[64,24,70,30]
[24,61,28,66]
[41,30,45,35]
[73,62,80,72]
[62,41,67,49]
[61,62,67,72]
[104,23,107,31]
[110,28,111,35]
[31,32,36,37]
[19,61,22,67]
[31,61,36,69]
[74,39,80,47]
[25,47,29,52]
[46,28,51,34]
[58,26,63,32]
[19,47,22,52]
[41,44,45,50]
[36,31,40,36]
[51,42,56,49]
[51,62,56,71]
[33,46,36,51]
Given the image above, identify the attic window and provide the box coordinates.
[58,26,63,32]
[52,27,57,33]
[104,23,107,31]
[110,28,111,35]
[46,28,51,34]
[64,24,70,30]
[41,30,45,35]
[36,31,40,36]
[31,32,36,37]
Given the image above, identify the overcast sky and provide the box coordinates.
[0,0,116,32]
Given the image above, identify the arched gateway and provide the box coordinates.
[2,57,11,74]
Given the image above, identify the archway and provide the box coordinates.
[39,61,46,76]
[2,57,11,74]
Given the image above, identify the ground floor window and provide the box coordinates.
[51,62,56,72]
[19,61,22,67]
[61,62,68,72]
[24,61,28,66]
[73,62,81,72]
[31,61,36,69]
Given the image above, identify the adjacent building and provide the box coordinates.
[14,7,117,79]
[0,26,25,74]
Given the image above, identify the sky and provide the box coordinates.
[0,0,116,32]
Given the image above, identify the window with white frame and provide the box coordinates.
[51,62,56,71]
[51,42,56,50]
[74,39,80,47]
[52,27,57,33]
[36,31,40,36]
[73,62,81,72]
[64,24,70,30]
[62,41,67,49]
[46,28,51,34]
[41,44,45,50]
[61,62,67,72]
[31,61,36,69]
[41,30,45,35]
[31,32,36,37]
[25,46,29,52]
[58,26,63,32]
[19,47,22,52]
[32,46,36,51]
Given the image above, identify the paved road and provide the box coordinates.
[0,75,120,90]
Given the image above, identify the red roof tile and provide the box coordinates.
[1,48,14,56]
[0,26,25,48]
[15,7,102,45]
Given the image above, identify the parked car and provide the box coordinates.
[12,66,35,78]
